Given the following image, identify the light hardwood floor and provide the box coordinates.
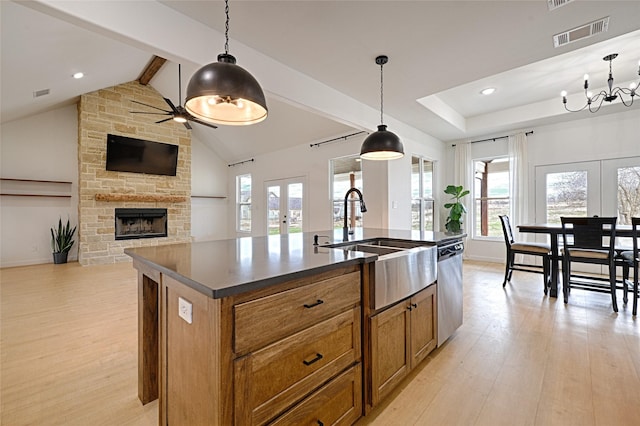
[1,260,638,425]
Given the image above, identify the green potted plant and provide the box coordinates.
[51,217,76,264]
[444,185,470,233]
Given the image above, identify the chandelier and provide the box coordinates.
[561,53,640,113]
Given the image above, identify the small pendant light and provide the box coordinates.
[360,55,404,160]
[185,0,267,126]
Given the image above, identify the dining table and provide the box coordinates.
[517,223,635,298]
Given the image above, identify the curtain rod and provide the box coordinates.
[451,130,533,147]
[228,158,254,167]
[310,131,366,148]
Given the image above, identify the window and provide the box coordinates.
[411,156,435,231]
[546,171,588,223]
[330,156,363,229]
[236,174,251,232]
[473,158,509,238]
[616,166,640,225]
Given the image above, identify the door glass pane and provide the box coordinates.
[423,160,433,199]
[238,205,251,232]
[411,200,421,230]
[287,183,303,234]
[546,171,587,223]
[267,186,280,235]
[617,166,640,225]
[424,200,434,232]
[411,157,420,199]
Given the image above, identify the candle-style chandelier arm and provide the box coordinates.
[561,53,639,114]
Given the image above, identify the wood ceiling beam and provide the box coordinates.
[137,55,167,85]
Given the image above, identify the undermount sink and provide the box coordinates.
[326,239,437,310]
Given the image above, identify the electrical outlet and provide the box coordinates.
[178,297,193,324]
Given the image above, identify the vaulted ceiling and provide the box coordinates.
[2,1,639,163]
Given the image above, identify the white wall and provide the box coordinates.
[190,135,229,242]
[1,105,79,267]
[226,132,445,237]
[462,108,640,263]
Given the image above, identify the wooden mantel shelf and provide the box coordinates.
[95,193,187,203]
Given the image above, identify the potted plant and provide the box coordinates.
[51,217,76,264]
[444,185,470,233]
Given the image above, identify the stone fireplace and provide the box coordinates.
[77,81,192,265]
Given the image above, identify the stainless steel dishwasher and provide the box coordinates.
[437,240,464,346]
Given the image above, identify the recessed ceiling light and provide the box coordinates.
[73,72,84,79]
[480,87,496,96]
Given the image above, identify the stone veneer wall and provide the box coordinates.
[78,81,191,265]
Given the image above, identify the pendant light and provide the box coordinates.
[185,0,267,126]
[360,55,404,160]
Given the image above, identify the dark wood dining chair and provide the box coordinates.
[499,215,552,294]
[618,217,639,315]
[560,216,618,311]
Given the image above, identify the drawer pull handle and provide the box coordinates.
[303,353,323,366]
[304,299,324,309]
[411,303,418,309]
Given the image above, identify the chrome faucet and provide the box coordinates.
[343,188,367,241]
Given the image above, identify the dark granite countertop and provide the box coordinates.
[125,228,465,299]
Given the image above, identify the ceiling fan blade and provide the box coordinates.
[131,100,171,113]
[188,116,218,129]
[155,117,174,124]
[129,111,172,116]
[163,98,179,113]
[183,121,192,130]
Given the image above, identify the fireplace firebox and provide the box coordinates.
[115,208,167,240]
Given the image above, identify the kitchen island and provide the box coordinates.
[126,228,463,425]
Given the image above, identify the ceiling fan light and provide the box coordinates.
[173,115,187,123]
[360,125,404,160]
[185,54,267,126]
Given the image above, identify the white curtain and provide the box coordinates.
[453,143,472,232]
[508,132,529,235]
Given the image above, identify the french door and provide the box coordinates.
[535,157,640,224]
[265,177,305,235]
[535,157,640,272]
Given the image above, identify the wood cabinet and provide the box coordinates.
[369,284,437,407]
[157,264,362,425]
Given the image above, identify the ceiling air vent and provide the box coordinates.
[547,0,574,11]
[553,17,609,48]
[33,88,50,98]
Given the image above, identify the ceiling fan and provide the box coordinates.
[130,64,217,130]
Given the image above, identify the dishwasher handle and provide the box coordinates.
[438,242,464,260]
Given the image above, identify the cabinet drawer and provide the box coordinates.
[234,271,360,354]
[269,363,362,426]
[234,308,361,426]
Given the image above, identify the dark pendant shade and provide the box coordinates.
[185,54,268,126]
[360,125,404,160]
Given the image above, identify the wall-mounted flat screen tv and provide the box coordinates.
[106,134,178,176]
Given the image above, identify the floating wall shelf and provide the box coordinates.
[0,178,73,198]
